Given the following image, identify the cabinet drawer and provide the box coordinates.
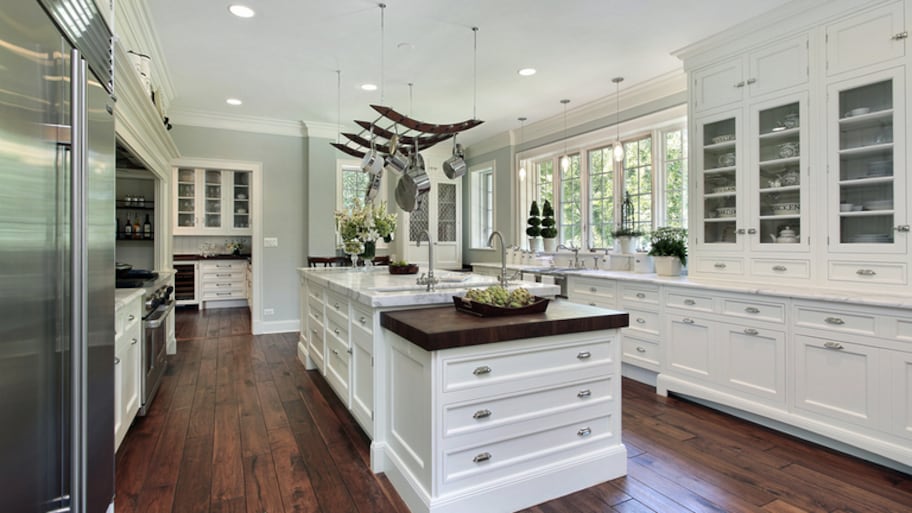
[624,308,660,336]
[569,291,615,309]
[567,277,617,303]
[443,377,615,438]
[619,283,659,307]
[442,412,615,490]
[308,282,324,302]
[622,335,660,371]
[201,289,246,300]
[115,302,140,338]
[828,260,907,286]
[721,296,785,323]
[351,304,373,335]
[201,280,245,294]
[326,315,349,349]
[200,270,244,282]
[307,295,324,323]
[665,290,714,313]
[794,305,876,336]
[325,334,350,400]
[199,260,246,272]
[750,258,811,279]
[116,317,142,354]
[325,290,349,319]
[442,339,614,394]
[694,256,744,276]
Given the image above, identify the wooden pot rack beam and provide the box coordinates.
[330,104,483,160]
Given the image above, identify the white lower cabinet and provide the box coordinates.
[114,292,142,451]
[199,260,248,307]
[665,313,714,380]
[718,322,786,404]
[890,349,912,440]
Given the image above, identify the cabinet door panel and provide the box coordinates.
[695,110,744,251]
[720,324,785,404]
[665,316,713,379]
[748,36,809,98]
[826,2,906,76]
[891,350,912,440]
[693,58,744,113]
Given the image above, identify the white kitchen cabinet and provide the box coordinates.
[399,168,461,269]
[114,292,142,451]
[566,275,618,308]
[826,1,907,77]
[692,35,808,113]
[717,322,786,405]
[350,303,375,432]
[173,167,252,235]
[889,348,912,440]
[665,313,714,381]
[198,259,248,308]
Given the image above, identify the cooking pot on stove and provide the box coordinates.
[116,262,133,278]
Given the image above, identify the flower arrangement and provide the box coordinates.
[225,239,243,255]
[647,226,688,265]
[334,199,397,256]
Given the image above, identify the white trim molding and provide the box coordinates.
[168,109,309,138]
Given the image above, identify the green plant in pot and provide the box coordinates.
[647,226,687,276]
[540,200,557,253]
[526,200,542,251]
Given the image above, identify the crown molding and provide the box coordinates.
[168,109,308,137]
[304,121,343,140]
[114,0,176,109]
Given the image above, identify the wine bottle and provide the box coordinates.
[143,214,152,239]
[123,216,132,238]
[133,217,141,239]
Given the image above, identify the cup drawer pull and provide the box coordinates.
[636,346,647,353]
[589,287,597,293]
[824,341,844,350]
[683,299,696,305]
[744,306,760,314]
[824,317,845,325]
[577,427,592,438]
[473,452,492,463]
[636,318,646,324]
[473,409,492,419]
[856,269,877,276]
[359,316,367,324]
[635,292,646,299]
[743,328,759,336]
[714,263,727,269]
[772,265,787,272]
[473,366,492,376]
[683,318,694,324]
[577,389,592,398]
[577,351,592,360]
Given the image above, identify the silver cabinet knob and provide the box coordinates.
[746,77,757,84]
[747,228,757,234]
[473,409,492,419]
[734,80,745,88]
[131,338,138,345]
[577,389,592,398]
[636,318,646,324]
[577,427,592,437]
[895,225,911,232]
[824,341,845,350]
[127,314,135,321]
[473,365,492,376]
[577,351,592,360]
[636,346,647,353]
[359,316,367,324]
[334,328,340,335]
[737,228,746,235]
[473,452,492,463]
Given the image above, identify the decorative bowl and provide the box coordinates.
[840,203,853,212]
[781,113,799,129]
[712,134,735,144]
[848,107,871,117]
[771,202,800,215]
[453,296,549,317]
[716,207,737,218]
[717,152,736,167]
[388,264,419,275]
[779,169,800,186]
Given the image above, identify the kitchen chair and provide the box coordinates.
[308,256,338,267]
[372,255,391,266]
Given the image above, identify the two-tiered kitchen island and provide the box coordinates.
[297,267,629,513]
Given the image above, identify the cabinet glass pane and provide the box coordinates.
[233,171,250,229]
[409,196,430,242]
[437,183,456,242]
[702,118,737,243]
[757,101,801,245]
[177,168,196,228]
[204,170,221,228]
[837,79,894,244]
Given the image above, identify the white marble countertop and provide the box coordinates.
[472,262,912,310]
[115,288,144,310]
[298,267,561,308]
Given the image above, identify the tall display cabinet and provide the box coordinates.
[677,0,910,294]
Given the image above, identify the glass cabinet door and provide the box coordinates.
[437,183,456,242]
[176,168,197,229]
[233,171,250,229]
[204,170,222,228]
[829,70,907,253]
[699,114,741,247]
[752,94,807,250]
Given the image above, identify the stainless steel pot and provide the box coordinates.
[395,149,431,212]
[361,150,383,176]
[442,139,466,179]
[385,150,409,173]
[364,168,383,201]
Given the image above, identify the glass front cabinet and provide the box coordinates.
[698,112,743,250]
[173,167,252,235]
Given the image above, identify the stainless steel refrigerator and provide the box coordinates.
[1,1,115,512]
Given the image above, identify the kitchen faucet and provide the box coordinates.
[416,229,438,291]
[557,243,581,268]
[487,230,508,287]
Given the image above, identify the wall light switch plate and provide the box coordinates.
[263,308,274,316]
[264,237,278,248]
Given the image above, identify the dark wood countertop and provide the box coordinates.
[380,300,629,351]
[173,254,251,261]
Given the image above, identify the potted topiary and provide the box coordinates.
[526,200,542,252]
[611,226,643,254]
[647,227,687,276]
[540,200,557,253]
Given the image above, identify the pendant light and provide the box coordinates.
[560,99,570,172]
[518,117,527,181]
[612,77,625,163]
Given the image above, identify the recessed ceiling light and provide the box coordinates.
[518,68,537,77]
[226,98,243,106]
[228,4,255,18]
[360,83,378,91]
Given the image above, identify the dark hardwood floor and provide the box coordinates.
[115,307,912,513]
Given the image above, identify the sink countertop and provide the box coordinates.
[298,267,561,308]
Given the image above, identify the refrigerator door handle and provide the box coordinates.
[69,49,88,513]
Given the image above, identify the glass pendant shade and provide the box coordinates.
[612,77,625,163]
[518,165,526,181]
[613,142,624,162]
[560,155,570,171]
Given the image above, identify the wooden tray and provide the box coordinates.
[453,296,549,317]
[388,264,419,275]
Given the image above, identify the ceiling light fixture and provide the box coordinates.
[360,83,378,91]
[226,98,242,106]
[560,99,570,172]
[518,68,536,77]
[518,116,527,181]
[612,76,625,163]
[228,4,255,18]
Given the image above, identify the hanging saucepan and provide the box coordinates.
[361,125,384,176]
[442,137,467,179]
[395,145,431,212]
[364,168,383,202]
[395,168,418,211]
[384,126,409,173]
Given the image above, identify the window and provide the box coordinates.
[661,128,688,228]
[559,154,582,247]
[340,164,370,209]
[536,160,554,206]
[588,146,616,248]
[470,164,495,248]
[623,136,653,236]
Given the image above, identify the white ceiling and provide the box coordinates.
[146,0,793,146]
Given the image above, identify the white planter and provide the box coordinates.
[616,236,634,254]
[528,237,542,252]
[542,238,557,253]
[653,256,682,276]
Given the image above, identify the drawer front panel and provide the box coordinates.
[622,335,660,371]
[569,291,615,309]
[624,308,661,336]
[201,270,245,282]
[619,283,660,307]
[443,377,615,437]
[694,257,745,276]
[307,295,324,324]
[325,290,349,319]
[325,316,349,349]
[567,277,617,303]
[750,259,811,279]
[324,335,350,401]
[442,340,614,393]
[722,297,786,323]
[351,304,373,337]
[828,260,907,286]
[442,412,615,489]
[199,261,246,272]
[794,305,876,336]
[201,280,245,292]
[665,290,714,313]
[308,282,324,302]
[201,289,246,300]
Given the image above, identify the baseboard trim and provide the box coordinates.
[252,318,299,335]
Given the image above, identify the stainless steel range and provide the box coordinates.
[139,279,173,416]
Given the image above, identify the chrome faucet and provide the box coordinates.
[558,243,581,268]
[487,230,508,287]
[416,229,438,291]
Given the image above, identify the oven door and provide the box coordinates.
[139,302,173,415]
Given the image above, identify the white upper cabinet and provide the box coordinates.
[692,35,808,113]
[173,167,252,235]
[826,1,907,77]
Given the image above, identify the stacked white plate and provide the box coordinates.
[847,234,891,243]
[863,199,893,210]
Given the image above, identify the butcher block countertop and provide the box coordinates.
[380,299,629,351]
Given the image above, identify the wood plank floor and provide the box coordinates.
[115,307,912,513]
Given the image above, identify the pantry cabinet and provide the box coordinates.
[398,165,461,269]
[173,167,252,235]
